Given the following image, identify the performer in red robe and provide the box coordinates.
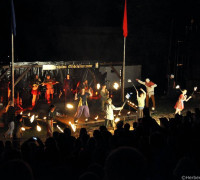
[174,89,192,115]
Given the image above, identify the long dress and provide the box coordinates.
[174,94,185,110]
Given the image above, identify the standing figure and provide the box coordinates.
[46,104,56,137]
[82,80,89,90]
[174,90,192,115]
[136,88,146,119]
[43,75,59,104]
[74,88,92,123]
[167,74,176,97]
[4,101,15,138]
[63,74,72,102]
[105,98,122,128]
[13,114,23,141]
[31,75,42,107]
[100,85,109,112]
[136,78,157,110]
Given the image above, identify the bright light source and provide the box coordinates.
[127,111,131,115]
[35,115,38,118]
[57,125,64,133]
[194,87,198,91]
[115,117,120,123]
[66,103,73,109]
[36,125,41,132]
[28,113,30,117]
[30,115,35,123]
[95,92,98,95]
[113,82,119,90]
[43,116,47,120]
[95,115,98,120]
[69,121,76,132]
[127,79,132,83]
[97,83,101,90]
[21,127,25,131]
[20,111,23,115]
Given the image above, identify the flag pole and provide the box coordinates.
[11,0,15,105]
[122,37,126,102]
[11,30,14,105]
[122,0,127,102]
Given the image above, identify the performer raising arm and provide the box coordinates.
[136,88,146,119]
[74,88,92,123]
[136,78,157,110]
[174,89,192,115]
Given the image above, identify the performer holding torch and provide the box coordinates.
[136,78,157,111]
[136,88,146,119]
[105,98,122,128]
[174,89,192,115]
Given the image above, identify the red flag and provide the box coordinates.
[123,0,128,37]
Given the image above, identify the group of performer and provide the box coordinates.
[2,72,196,138]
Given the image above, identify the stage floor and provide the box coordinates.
[0,95,200,142]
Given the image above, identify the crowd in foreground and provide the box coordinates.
[0,107,200,180]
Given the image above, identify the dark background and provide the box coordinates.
[0,0,200,90]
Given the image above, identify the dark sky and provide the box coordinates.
[0,0,200,83]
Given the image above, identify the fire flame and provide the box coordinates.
[56,125,64,133]
[36,125,41,132]
[114,117,120,123]
[66,104,73,109]
[21,127,25,131]
[69,121,76,132]
[30,115,35,123]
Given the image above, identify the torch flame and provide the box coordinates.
[113,82,119,90]
[30,115,35,123]
[66,103,73,109]
[97,83,101,90]
[95,115,98,120]
[176,85,180,89]
[114,117,120,123]
[36,125,41,132]
[56,125,64,133]
[69,121,76,132]
[21,127,25,131]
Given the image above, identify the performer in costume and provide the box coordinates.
[100,84,109,112]
[136,78,157,110]
[63,74,72,102]
[136,88,146,119]
[46,104,56,137]
[174,89,192,115]
[74,88,92,123]
[42,75,59,104]
[31,75,42,107]
[105,98,122,128]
